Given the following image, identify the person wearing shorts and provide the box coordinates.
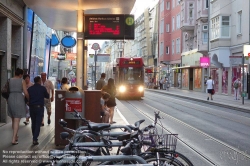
[40,72,54,126]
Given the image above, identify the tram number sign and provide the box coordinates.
[84,14,134,40]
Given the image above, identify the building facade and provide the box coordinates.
[0,0,26,123]
[179,0,209,92]
[159,0,182,87]
[209,0,249,95]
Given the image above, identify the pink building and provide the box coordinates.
[159,0,182,87]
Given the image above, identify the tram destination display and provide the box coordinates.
[84,14,134,40]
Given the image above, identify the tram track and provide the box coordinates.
[144,92,250,127]
[122,95,250,165]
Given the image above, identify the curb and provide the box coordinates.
[146,89,250,113]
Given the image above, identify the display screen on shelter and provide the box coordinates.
[84,14,134,40]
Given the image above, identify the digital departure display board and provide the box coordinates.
[84,14,134,40]
[124,61,140,65]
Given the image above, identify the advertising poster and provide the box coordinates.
[26,8,34,70]
[43,36,51,73]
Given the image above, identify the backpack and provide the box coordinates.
[233,81,239,89]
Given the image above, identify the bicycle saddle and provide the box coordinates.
[59,119,67,127]
[134,119,145,130]
[60,132,70,140]
[88,122,110,132]
[127,124,136,130]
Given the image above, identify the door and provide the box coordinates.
[189,68,193,90]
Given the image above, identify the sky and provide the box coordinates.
[131,0,159,19]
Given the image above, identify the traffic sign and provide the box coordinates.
[91,43,100,50]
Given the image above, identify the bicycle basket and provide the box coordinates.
[141,134,178,152]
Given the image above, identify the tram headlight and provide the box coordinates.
[119,86,126,93]
[138,86,144,92]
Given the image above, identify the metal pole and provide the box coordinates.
[94,50,97,89]
[242,54,244,105]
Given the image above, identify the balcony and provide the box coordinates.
[180,20,195,31]
[197,42,208,55]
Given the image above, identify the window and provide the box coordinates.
[238,11,242,34]
[166,1,170,10]
[211,16,219,39]
[160,20,164,34]
[160,1,164,12]
[160,42,164,56]
[166,24,170,32]
[166,46,169,54]
[176,38,180,53]
[221,16,230,37]
[211,16,230,40]
[176,14,180,29]
[202,32,208,43]
[172,0,175,8]
[189,3,194,18]
[172,40,175,54]
[203,25,208,30]
[172,17,175,31]
[205,0,209,9]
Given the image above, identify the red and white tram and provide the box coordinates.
[107,57,144,99]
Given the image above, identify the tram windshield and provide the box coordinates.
[119,67,143,84]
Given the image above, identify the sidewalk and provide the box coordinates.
[147,88,250,112]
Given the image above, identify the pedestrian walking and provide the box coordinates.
[233,78,241,100]
[28,76,49,145]
[40,72,54,126]
[96,73,106,90]
[101,78,116,124]
[165,77,170,91]
[159,77,163,89]
[23,74,34,125]
[56,80,61,90]
[71,76,76,86]
[7,68,29,145]
[206,76,214,100]
[61,77,70,90]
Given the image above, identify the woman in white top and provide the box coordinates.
[61,77,70,90]
[206,76,214,100]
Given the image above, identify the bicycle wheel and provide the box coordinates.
[166,151,193,166]
[145,156,183,166]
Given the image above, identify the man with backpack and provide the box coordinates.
[233,78,241,100]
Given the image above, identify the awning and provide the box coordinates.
[171,65,200,70]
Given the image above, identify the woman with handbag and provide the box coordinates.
[8,68,29,145]
[101,78,116,124]
[206,76,214,101]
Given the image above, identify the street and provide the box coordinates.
[0,88,250,166]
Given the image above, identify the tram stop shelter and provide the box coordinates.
[23,0,136,89]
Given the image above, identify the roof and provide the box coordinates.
[23,0,136,32]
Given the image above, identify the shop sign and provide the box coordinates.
[66,53,76,60]
[200,57,210,68]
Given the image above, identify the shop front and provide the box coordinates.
[178,49,205,91]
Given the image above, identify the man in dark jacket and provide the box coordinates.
[28,76,49,145]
